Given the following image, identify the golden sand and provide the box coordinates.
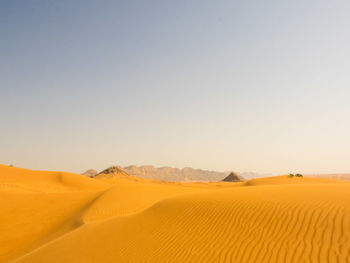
[1,164,349,262]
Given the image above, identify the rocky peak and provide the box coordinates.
[222,172,243,182]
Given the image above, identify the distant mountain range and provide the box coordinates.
[82,169,98,177]
[122,165,227,182]
[306,174,350,181]
[82,165,273,182]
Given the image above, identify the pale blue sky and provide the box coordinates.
[1,0,350,174]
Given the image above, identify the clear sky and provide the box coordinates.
[1,0,350,174]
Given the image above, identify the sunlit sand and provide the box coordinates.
[1,164,349,262]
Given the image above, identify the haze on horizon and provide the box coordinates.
[1,0,350,175]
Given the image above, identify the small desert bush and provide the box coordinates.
[289,173,303,178]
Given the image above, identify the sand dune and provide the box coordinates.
[1,165,350,262]
[0,165,108,193]
[0,165,109,262]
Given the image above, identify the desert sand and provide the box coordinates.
[1,164,349,263]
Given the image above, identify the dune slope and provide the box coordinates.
[12,176,350,263]
[82,180,208,222]
[0,165,110,262]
